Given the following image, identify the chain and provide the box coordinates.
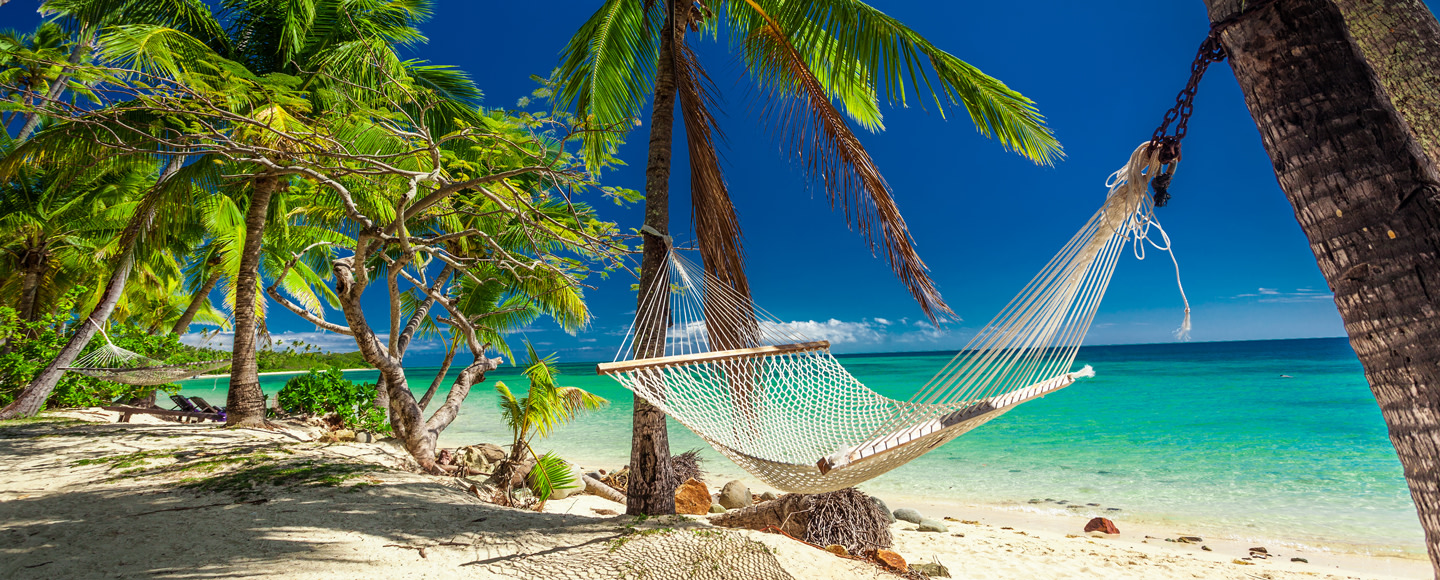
[1146,32,1227,206]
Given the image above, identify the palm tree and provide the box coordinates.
[492,342,607,503]
[555,0,1062,514]
[1203,0,1440,574]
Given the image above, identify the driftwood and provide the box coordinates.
[711,488,891,556]
[582,475,625,504]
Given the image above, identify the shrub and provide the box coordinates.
[277,367,390,434]
[0,290,185,409]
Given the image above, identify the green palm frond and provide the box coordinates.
[528,451,575,504]
[555,0,665,172]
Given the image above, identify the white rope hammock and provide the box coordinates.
[60,325,231,386]
[599,144,1189,493]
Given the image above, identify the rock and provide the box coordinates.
[871,497,896,523]
[759,491,778,502]
[1086,503,1100,507]
[1290,557,1307,563]
[354,431,374,443]
[460,444,506,474]
[824,544,848,557]
[1201,546,1212,552]
[910,562,952,578]
[893,508,923,524]
[526,460,584,500]
[1083,517,1119,535]
[1232,559,1254,566]
[709,503,726,514]
[321,429,356,443]
[1249,546,1269,555]
[916,518,948,533]
[584,471,603,481]
[873,549,906,571]
[1028,499,1042,504]
[674,479,712,515]
[1177,536,1203,543]
[717,480,752,510]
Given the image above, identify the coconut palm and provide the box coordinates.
[555,0,1063,514]
[492,342,607,503]
[1204,0,1440,573]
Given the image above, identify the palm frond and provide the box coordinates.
[554,0,665,172]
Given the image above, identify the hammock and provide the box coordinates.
[598,144,1189,494]
[60,327,231,386]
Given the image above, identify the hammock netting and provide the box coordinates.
[600,144,1186,494]
[61,341,230,386]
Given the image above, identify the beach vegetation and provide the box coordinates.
[277,367,389,434]
[491,343,606,504]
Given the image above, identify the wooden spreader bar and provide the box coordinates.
[597,340,830,376]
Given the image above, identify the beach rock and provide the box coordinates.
[674,479,712,515]
[584,471,603,481]
[910,562,952,578]
[1291,557,1307,563]
[871,497,896,523]
[1201,546,1212,552]
[353,431,374,443]
[717,480,752,510]
[709,503,726,514]
[1249,546,1268,555]
[1083,517,1119,535]
[759,491,778,502]
[461,444,505,474]
[893,508,924,524]
[320,429,356,443]
[824,544,848,557]
[1177,536,1203,543]
[916,518,948,533]
[874,549,906,571]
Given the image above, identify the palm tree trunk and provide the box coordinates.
[0,229,138,419]
[171,254,223,335]
[170,270,221,335]
[224,176,278,428]
[16,245,47,323]
[1205,0,1440,574]
[16,26,94,142]
[418,339,457,412]
[626,0,680,517]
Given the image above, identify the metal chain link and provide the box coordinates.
[1147,32,1227,206]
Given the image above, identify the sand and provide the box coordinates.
[0,409,1428,580]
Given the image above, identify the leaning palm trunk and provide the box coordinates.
[225,176,278,428]
[1205,0,1440,574]
[15,26,95,143]
[626,0,682,517]
[0,155,184,420]
[170,265,222,335]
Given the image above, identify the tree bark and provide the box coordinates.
[170,259,222,335]
[224,176,278,428]
[626,0,681,517]
[16,244,48,324]
[1205,0,1440,573]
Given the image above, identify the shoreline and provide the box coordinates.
[1,409,1427,580]
[190,367,376,380]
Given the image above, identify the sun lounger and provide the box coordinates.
[189,397,226,420]
[102,405,222,423]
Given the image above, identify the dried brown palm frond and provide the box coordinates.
[737,1,954,323]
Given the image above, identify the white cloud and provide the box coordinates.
[1232,287,1333,303]
[873,317,892,326]
[179,330,445,354]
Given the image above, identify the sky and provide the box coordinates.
[9,1,1430,364]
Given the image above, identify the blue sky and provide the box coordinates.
[12,1,1426,363]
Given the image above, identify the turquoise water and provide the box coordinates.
[176,337,1423,557]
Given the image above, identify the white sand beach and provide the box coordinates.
[0,409,1427,580]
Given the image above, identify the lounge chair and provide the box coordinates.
[189,397,226,420]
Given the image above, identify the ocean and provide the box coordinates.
[176,337,1423,558]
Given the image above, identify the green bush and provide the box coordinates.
[277,367,390,434]
[0,290,186,409]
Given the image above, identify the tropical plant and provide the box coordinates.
[277,367,389,434]
[555,0,1063,515]
[492,343,606,504]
